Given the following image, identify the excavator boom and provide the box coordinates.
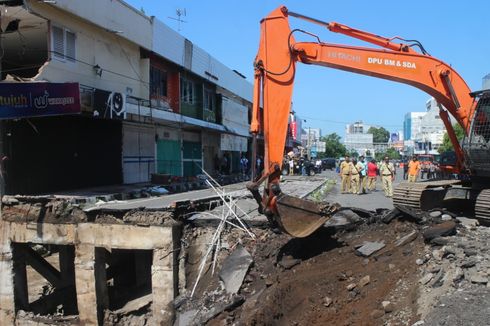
[249,6,476,237]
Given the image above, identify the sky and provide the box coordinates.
[125,0,490,138]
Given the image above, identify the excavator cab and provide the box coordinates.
[463,90,490,178]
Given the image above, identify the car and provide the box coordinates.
[321,158,336,170]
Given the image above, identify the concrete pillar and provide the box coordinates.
[12,243,29,311]
[152,245,175,325]
[74,244,98,325]
[0,221,15,325]
[94,247,109,318]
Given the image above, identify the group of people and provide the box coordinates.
[339,156,396,197]
[403,156,439,180]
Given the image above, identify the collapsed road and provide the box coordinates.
[1,170,490,325]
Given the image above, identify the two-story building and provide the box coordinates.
[0,0,252,195]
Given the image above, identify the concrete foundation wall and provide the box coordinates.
[0,221,179,325]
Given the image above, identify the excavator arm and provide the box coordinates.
[249,6,476,237]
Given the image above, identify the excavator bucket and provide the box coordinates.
[275,194,340,238]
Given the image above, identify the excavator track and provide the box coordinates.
[393,180,462,210]
[475,189,490,221]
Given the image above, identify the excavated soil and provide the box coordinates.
[188,219,425,326]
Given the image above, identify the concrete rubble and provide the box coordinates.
[2,171,490,325]
[219,245,253,294]
[355,241,386,257]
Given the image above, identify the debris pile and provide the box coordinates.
[175,208,427,325]
[415,213,490,323]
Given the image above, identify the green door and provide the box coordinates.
[156,139,181,176]
[183,141,202,177]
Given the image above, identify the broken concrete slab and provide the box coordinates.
[422,221,457,242]
[355,241,385,257]
[470,272,488,284]
[396,205,424,222]
[395,230,418,247]
[359,275,370,287]
[325,209,361,229]
[323,296,333,307]
[456,216,479,229]
[174,309,199,326]
[441,214,453,221]
[349,207,374,219]
[197,295,245,325]
[460,258,478,269]
[219,245,253,294]
[114,294,152,315]
[428,269,445,288]
[381,208,401,224]
[382,301,394,313]
[420,273,434,285]
[429,211,442,218]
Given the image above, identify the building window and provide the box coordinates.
[52,26,76,62]
[203,88,215,111]
[180,78,194,104]
[150,66,168,98]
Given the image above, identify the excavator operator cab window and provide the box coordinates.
[470,96,490,144]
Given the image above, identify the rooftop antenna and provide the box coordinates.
[168,8,187,32]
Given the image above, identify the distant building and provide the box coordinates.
[301,128,322,158]
[344,121,374,155]
[483,73,490,90]
[403,112,425,141]
[0,0,252,194]
[404,97,454,155]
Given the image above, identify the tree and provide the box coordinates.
[375,148,401,161]
[319,133,347,158]
[367,126,390,143]
[438,124,465,153]
[348,149,359,158]
[386,147,401,160]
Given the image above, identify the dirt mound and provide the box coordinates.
[183,218,425,326]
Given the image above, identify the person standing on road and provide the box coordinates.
[358,156,367,194]
[428,162,436,179]
[379,156,395,197]
[340,156,351,193]
[403,160,409,180]
[408,156,420,182]
[367,159,378,191]
[240,154,249,175]
[289,157,294,175]
[350,158,360,194]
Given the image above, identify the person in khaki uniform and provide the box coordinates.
[350,159,361,194]
[379,156,395,197]
[339,156,351,193]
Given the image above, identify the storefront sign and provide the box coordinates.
[291,121,297,140]
[0,82,80,119]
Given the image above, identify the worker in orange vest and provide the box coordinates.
[407,156,421,182]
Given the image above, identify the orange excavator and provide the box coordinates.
[247,6,490,237]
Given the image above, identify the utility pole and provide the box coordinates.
[307,127,311,160]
